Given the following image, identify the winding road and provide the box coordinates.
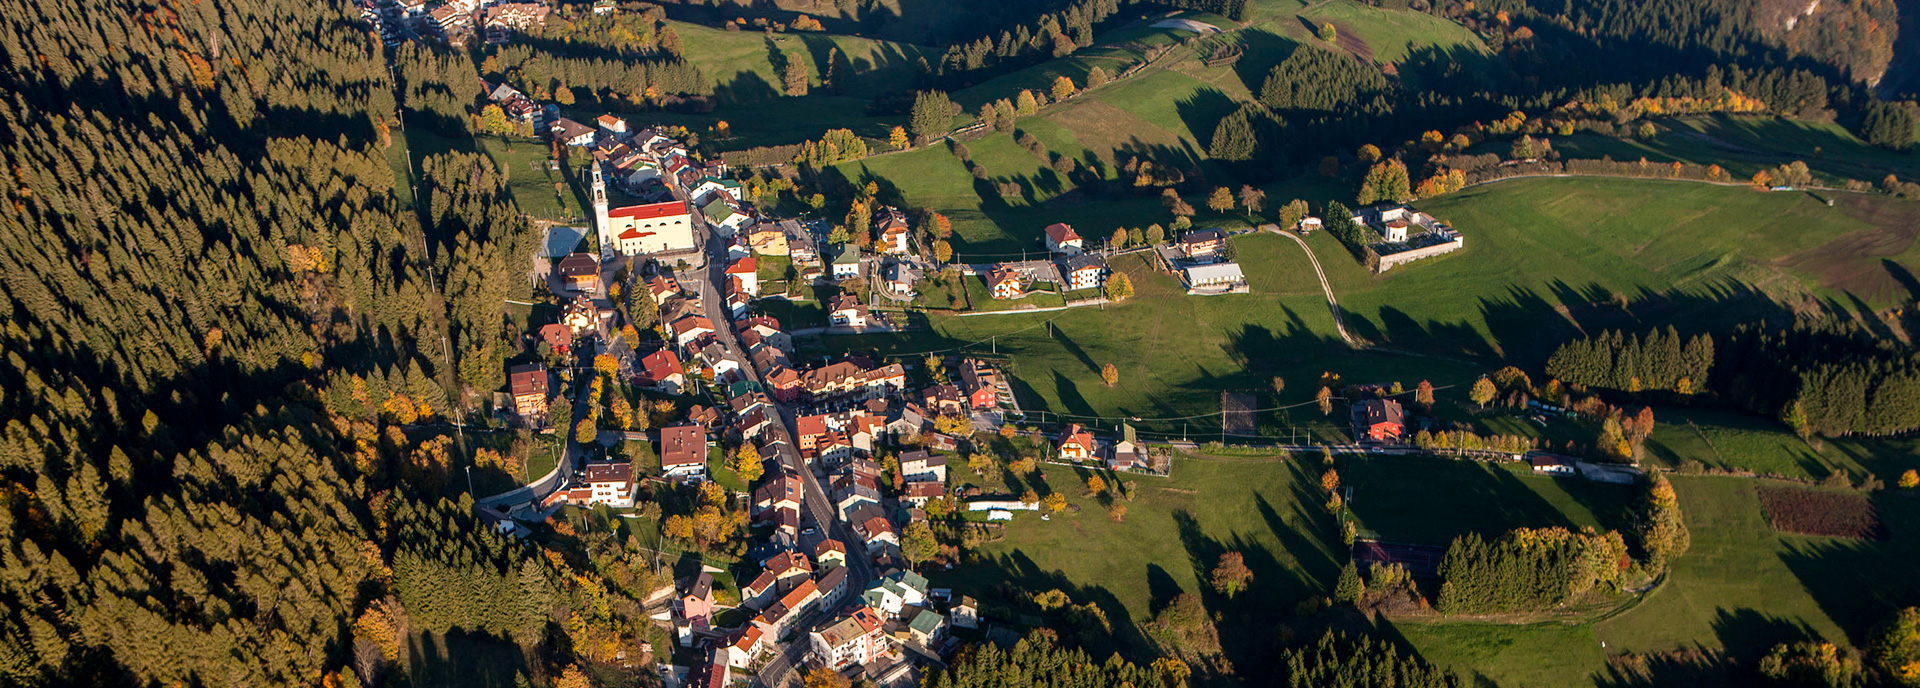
[1268,227,1358,349]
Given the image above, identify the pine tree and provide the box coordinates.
[1208,110,1257,161]
[1333,560,1364,604]
[910,90,952,144]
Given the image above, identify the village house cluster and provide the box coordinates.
[358,0,556,47]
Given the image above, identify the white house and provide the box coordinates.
[1043,223,1083,254]
[582,461,636,507]
[726,256,760,296]
[1058,254,1106,291]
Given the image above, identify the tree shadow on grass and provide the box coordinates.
[406,629,529,688]
[1051,370,1096,418]
[1776,493,1920,647]
[963,548,1154,658]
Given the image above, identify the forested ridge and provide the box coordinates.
[0,0,551,683]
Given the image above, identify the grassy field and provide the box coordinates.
[1592,478,1920,673]
[670,22,933,104]
[1294,0,1488,65]
[1549,114,1920,188]
[1334,459,1920,686]
[1339,455,1637,545]
[1642,406,1920,483]
[1394,620,1608,688]
[932,451,1344,665]
[813,251,1488,440]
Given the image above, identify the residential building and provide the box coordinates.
[537,323,573,354]
[902,480,944,506]
[508,364,549,421]
[899,450,946,484]
[784,220,819,263]
[747,223,789,256]
[736,316,791,352]
[950,597,979,629]
[1108,439,1147,472]
[1058,253,1107,291]
[828,294,868,328]
[721,627,767,668]
[809,606,887,670]
[1353,399,1405,443]
[725,255,759,296]
[832,246,862,279]
[886,260,920,297]
[557,253,600,292]
[637,349,686,395]
[1057,423,1095,460]
[670,315,715,349]
[647,273,682,304]
[561,294,611,333]
[703,197,753,236]
[581,461,636,507]
[1178,229,1227,259]
[676,572,715,645]
[800,361,905,401]
[861,570,929,620]
[763,551,814,582]
[550,118,596,146]
[606,201,695,256]
[877,206,911,255]
[814,539,848,569]
[482,2,549,43]
[958,359,1001,409]
[906,608,947,646]
[752,473,804,514]
[753,579,822,639]
[660,423,709,479]
[816,566,851,608]
[595,114,627,135]
[1043,223,1083,254]
[986,267,1023,299]
[690,176,744,206]
[921,384,964,417]
[851,506,897,554]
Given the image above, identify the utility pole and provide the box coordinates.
[465,465,475,496]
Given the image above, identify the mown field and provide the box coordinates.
[1329,456,1920,687]
[1549,114,1920,188]
[670,21,934,103]
[819,177,1920,440]
[932,451,1346,668]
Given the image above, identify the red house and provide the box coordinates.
[1354,399,1405,443]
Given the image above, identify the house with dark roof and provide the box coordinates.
[508,364,549,422]
[1352,399,1405,443]
[557,253,600,292]
[1058,253,1108,291]
[550,118,597,146]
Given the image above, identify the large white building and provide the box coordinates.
[600,198,695,257]
[809,606,887,670]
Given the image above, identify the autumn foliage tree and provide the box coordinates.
[1211,552,1254,597]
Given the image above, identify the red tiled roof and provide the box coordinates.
[609,200,688,220]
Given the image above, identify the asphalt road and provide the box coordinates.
[685,223,878,688]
